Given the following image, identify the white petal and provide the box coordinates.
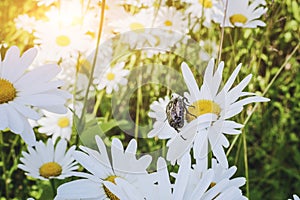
[211,144,228,168]
[222,63,242,93]
[14,64,61,88]
[19,122,36,146]
[55,179,103,200]
[193,130,209,160]
[181,62,201,102]
[6,105,24,133]
[10,102,41,120]
[190,169,214,199]
[73,150,109,179]
[0,105,8,130]
[167,114,217,164]
[173,153,191,200]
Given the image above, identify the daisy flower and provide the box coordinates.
[104,1,128,23]
[0,46,70,145]
[34,21,92,61]
[183,0,224,27]
[167,59,269,167]
[14,14,37,33]
[148,96,178,139]
[110,154,247,199]
[18,139,78,180]
[109,9,156,49]
[154,6,187,34]
[217,0,267,28]
[148,94,217,165]
[37,107,73,142]
[93,62,130,94]
[180,156,247,200]
[55,135,152,200]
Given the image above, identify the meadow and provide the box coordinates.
[0,0,299,199]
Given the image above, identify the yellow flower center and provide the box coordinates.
[103,175,120,200]
[229,14,248,25]
[129,22,145,33]
[0,78,17,104]
[57,117,70,128]
[164,20,173,27]
[39,162,62,178]
[199,0,213,8]
[106,72,115,81]
[186,100,221,122]
[55,35,71,47]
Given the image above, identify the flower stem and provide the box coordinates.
[77,0,106,137]
[217,0,228,66]
[93,90,105,116]
[242,129,249,198]
[50,179,57,197]
[135,71,143,141]
[0,130,9,198]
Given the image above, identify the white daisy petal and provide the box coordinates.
[56,136,152,200]
[0,105,9,130]
[0,46,69,145]
[181,62,201,102]
[55,179,103,200]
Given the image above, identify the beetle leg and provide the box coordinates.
[180,134,187,140]
[183,97,195,109]
[185,107,197,119]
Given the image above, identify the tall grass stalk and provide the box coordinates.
[76,0,106,139]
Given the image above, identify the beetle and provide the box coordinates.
[166,94,196,135]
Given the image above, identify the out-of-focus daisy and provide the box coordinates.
[109,9,156,49]
[183,0,224,27]
[93,62,130,94]
[217,0,267,28]
[37,107,73,142]
[14,14,37,33]
[104,1,128,23]
[148,96,177,139]
[167,59,269,167]
[154,6,187,33]
[34,22,92,61]
[55,135,152,200]
[44,3,100,34]
[0,46,70,145]
[18,139,78,180]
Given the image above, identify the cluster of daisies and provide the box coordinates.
[0,0,298,199]
[0,46,298,199]
[13,0,269,99]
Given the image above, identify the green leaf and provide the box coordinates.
[292,1,300,21]
[99,119,128,133]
